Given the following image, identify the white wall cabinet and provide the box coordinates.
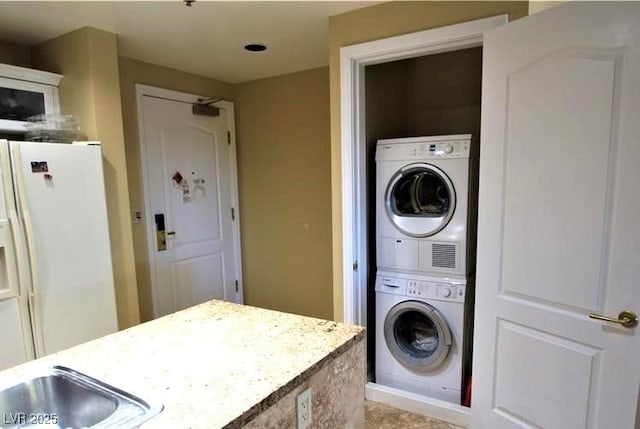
[0,63,62,133]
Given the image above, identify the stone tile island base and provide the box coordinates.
[245,339,365,428]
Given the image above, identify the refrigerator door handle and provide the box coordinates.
[10,210,38,360]
[0,217,22,300]
[21,210,43,356]
[12,145,45,357]
[0,142,20,301]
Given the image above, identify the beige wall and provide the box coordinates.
[329,1,529,321]
[32,27,140,328]
[405,47,483,137]
[119,60,332,321]
[529,1,566,14]
[118,56,233,322]
[365,46,483,141]
[234,67,333,320]
[0,41,31,67]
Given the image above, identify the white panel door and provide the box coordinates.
[473,3,640,429]
[141,95,240,317]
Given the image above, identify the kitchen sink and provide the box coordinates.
[0,366,163,428]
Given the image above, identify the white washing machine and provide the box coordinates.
[376,135,475,276]
[375,270,465,404]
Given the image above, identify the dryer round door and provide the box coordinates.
[385,163,456,237]
[383,300,452,372]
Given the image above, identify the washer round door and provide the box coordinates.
[383,300,452,372]
[385,163,456,237]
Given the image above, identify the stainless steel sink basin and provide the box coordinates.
[0,366,163,428]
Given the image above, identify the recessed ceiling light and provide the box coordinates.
[244,44,267,52]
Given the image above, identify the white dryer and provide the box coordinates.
[376,135,475,276]
[375,271,465,404]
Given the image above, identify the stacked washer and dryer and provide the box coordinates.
[374,134,477,405]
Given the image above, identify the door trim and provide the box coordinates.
[339,14,507,327]
[135,84,244,317]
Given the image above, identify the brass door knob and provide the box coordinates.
[589,310,638,328]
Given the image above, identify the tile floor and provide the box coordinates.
[364,401,465,429]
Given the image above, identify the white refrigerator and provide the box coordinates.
[0,140,118,370]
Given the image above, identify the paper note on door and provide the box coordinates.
[172,172,206,203]
[181,180,191,202]
[193,179,205,198]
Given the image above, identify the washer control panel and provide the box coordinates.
[376,272,467,303]
[376,136,471,162]
[405,280,465,303]
[416,141,469,159]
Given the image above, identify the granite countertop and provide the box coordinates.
[0,300,365,428]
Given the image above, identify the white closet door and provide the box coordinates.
[473,3,640,428]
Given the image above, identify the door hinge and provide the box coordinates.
[353,260,359,271]
[235,280,239,293]
[227,131,231,145]
[231,207,235,221]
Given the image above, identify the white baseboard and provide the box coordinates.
[365,382,470,428]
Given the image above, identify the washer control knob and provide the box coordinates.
[443,144,454,154]
[442,288,451,298]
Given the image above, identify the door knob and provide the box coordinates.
[589,310,638,328]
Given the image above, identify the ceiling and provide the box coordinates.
[0,1,379,83]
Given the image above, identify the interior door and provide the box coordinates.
[473,3,640,428]
[141,95,240,317]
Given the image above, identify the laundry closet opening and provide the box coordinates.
[365,46,481,407]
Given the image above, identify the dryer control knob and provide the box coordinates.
[442,288,451,298]
[443,144,454,154]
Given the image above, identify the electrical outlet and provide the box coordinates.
[296,387,312,429]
